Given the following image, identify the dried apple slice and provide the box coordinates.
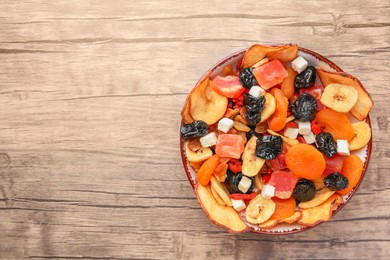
[242,136,266,177]
[189,74,228,125]
[185,141,213,163]
[195,184,249,233]
[298,188,335,209]
[267,44,299,62]
[210,184,226,206]
[258,219,279,229]
[241,44,284,68]
[281,210,303,223]
[317,68,373,120]
[210,176,232,206]
[298,193,343,226]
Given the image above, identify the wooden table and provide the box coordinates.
[0,1,389,259]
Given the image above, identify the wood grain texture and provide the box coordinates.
[0,0,389,259]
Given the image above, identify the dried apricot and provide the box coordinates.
[197,155,220,186]
[280,67,297,100]
[271,197,297,220]
[267,88,288,132]
[285,144,326,180]
[338,155,363,195]
[315,108,354,141]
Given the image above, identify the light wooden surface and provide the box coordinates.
[0,1,389,259]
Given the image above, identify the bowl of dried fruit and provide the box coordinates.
[180,43,373,234]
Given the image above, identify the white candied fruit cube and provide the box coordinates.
[261,184,275,199]
[238,176,252,193]
[337,139,350,156]
[284,127,299,140]
[231,199,246,212]
[292,56,309,74]
[298,121,311,136]
[303,131,316,144]
[199,132,217,147]
[217,117,234,133]
[249,86,265,98]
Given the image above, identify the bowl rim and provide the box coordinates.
[179,45,373,235]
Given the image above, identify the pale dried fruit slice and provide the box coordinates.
[281,210,303,223]
[233,121,251,132]
[246,195,276,224]
[320,84,358,112]
[349,121,371,151]
[298,193,343,226]
[254,174,264,191]
[298,188,335,209]
[189,75,228,125]
[210,176,232,206]
[210,184,226,206]
[258,219,279,229]
[312,177,326,190]
[185,141,213,163]
[317,69,373,120]
[242,136,266,177]
[195,184,249,233]
[260,93,276,123]
[267,129,300,147]
[241,44,284,68]
[266,44,299,62]
[252,57,269,68]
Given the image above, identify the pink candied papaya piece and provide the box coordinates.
[215,134,244,159]
[210,76,245,98]
[253,60,288,90]
[268,170,299,199]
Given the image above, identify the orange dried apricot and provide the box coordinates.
[338,155,364,195]
[280,67,297,100]
[197,155,220,186]
[315,108,354,141]
[267,88,288,132]
[285,144,326,180]
[271,197,296,220]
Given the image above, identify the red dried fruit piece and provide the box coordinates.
[253,60,288,90]
[322,154,344,177]
[268,171,299,199]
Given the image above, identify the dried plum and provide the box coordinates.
[180,120,209,139]
[246,128,262,141]
[294,66,316,89]
[244,94,265,125]
[254,135,282,160]
[289,93,317,122]
[293,179,316,202]
[226,172,255,194]
[240,67,258,89]
[324,172,349,191]
[316,132,337,158]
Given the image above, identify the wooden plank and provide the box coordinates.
[0,0,389,259]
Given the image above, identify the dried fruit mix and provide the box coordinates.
[181,43,373,233]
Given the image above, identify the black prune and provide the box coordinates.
[246,128,262,141]
[254,135,282,160]
[293,179,316,202]
[315,132,337,158]
[226,172,255,194]
[244,94,265,126]
[240,67,258,89]
[180,120,209,139]
[294,66,316,89]
[289,93,317,122]
[324,172,349,191]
